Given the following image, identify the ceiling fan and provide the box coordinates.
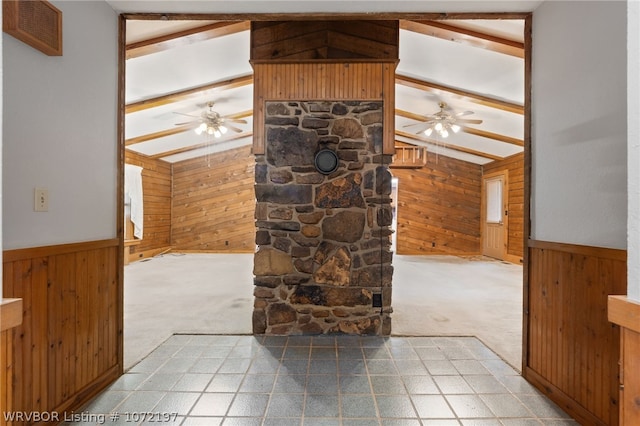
[174,101,247,138]
[403,101,483,138]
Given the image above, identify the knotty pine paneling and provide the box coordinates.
[250,21,398,60]
[393,152,482,255]
[125,151,172,261]
[171,146,256,252]
[1,239,121,424]
[526,240,626,426]
[252,61,396,155]
[483,152,524,263]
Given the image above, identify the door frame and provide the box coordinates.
[116,10,533,375]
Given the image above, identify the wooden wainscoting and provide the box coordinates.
[393,152,482,255]
[1,239,121,424]
[171,145,256,252]
[526,240,626,426]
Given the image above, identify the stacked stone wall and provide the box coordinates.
[253,101,394,335]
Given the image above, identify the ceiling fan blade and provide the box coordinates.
[456,118,483,125]
[174,121,198,126]
[225,124,244,133]
[402,119,435,128]
[224,117,248,124]
[173,112,200,118]
[455,110,474,117]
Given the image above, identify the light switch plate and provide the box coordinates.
[34,188,49,212]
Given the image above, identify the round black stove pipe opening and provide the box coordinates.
[314,148,339,175]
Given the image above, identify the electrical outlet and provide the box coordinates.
[372,293,383,308]
[34,188,49,212]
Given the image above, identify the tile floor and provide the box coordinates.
[72,335,578,426]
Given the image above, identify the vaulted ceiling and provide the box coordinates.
[124,17,525,165]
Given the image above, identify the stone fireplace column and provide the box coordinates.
[252,101,394,336]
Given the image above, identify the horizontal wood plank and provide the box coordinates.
[125,151,172,259]
[608,296,640,333]
[393,151,482,255]
[528,239,626,261]
[0,299,22,332]
[3,239,119,263]
[172,146,256,252]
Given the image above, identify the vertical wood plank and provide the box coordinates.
[31,257,48,412]
[107,247,118,367]
[75,251,89,390]
[10,260,31,414]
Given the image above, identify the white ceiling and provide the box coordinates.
[121,6,527,165]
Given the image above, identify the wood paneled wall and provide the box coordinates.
[483,153,524,263]
[526,240,626,426]
[252,61,396,155]
[125,151,172,261]
[1,239,121,423]
[392,152,482,255]
[171,146,256,252]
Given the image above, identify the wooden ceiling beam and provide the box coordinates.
[401,20,524,58]
[148,131,253,159]
[125,74,253,114]
[126,124,192,146]
[126,21,250,59]
[396,74,524,115]
[125,109,253,146]
[396,109,523,147]
[395,130,503,161]
[122,13,530,22]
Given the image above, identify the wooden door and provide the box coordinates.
[482,172,508,260]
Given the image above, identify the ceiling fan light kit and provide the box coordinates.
[174,101,247,139]
[195,121,228,137]
[404,101,482,139]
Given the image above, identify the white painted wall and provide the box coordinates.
[531,1,627,249]
[2,1,118,249]
[628,0,640,302]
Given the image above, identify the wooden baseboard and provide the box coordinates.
[126,246,172,263]
[504,253,523,264]
[524,367,609,426]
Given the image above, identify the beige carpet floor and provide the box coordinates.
[124,253,523,371]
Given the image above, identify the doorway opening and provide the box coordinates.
[120,14,528,371]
